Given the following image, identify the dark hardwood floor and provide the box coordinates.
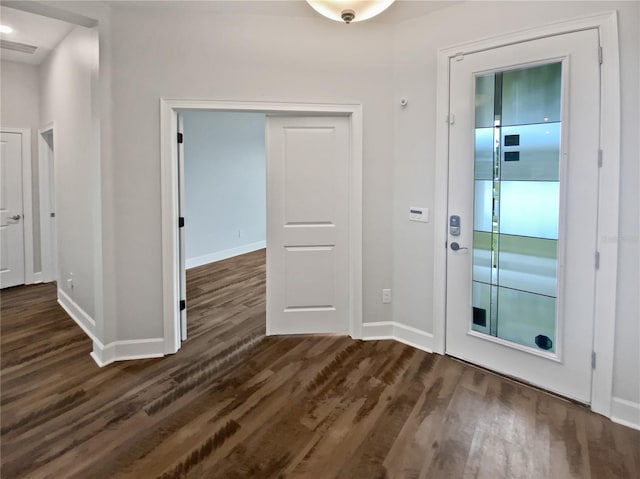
[1,248,639,478]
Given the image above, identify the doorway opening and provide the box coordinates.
[161,100,364,355]
[180,111,267,342]
[39,127,57,283]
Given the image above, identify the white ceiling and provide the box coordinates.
[0,1,456,65]
[118,1,457,24]
[0,6,75,65]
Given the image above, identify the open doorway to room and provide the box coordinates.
[161,100,363,354]
[39,126,57,283]
[180,111,267,341]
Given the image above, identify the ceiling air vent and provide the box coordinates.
[1,39,38,54]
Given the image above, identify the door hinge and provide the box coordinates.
[177,132,184,144]
[180,299,186,311]
[178,216,185,228]
[598,149,603,168]
[591,351,596,369]
[447,114,456,125]
[595,251,600,269]
[598,46,603,65]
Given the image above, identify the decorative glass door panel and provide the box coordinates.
[471,62,561,353]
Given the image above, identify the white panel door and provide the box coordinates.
[266,115,350,334]
[0,132,25,289]
[446,30,600,402]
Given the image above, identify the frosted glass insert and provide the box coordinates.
[475,74,495,128]
[475,128,494,180]
[474,181,493,233]
[498,235,557,297]
[471,61,562,353]
[473,231,492,284]
[499,181,559,239]
[497,287,556,352]
[501,123,561,181]
[502,63,561,126]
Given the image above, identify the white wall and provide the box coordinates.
[0,60,41,272]
[39,25,100,330]
[182,111,266,267]
[391,1,640,407]
[109,4,395,340]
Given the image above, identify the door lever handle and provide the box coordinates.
[9,214,21,221]
[450,242,468,251]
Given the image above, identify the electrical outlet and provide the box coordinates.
[382,289,392,304]
[238,229,245,238]
[67,272,74,291]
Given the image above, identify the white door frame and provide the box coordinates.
[160,99,363,354]
[433,12,620,417]
[1,127,34,285]
[38,123,57,283]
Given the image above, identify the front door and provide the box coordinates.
[446,30,600,402]
[0,131,26,289]
[266,115,350,335]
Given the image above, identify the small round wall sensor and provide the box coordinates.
[400,99,408,107]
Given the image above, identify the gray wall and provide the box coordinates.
[182,111,266,267]
[109,5,395,341]
[39,25,100,324]
[391,1,640,404]
[0,60,41,272]
[39,1,639,411]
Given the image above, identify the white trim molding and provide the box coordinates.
[610,397,640,432]
[1,128,34,284]
[161,99,364,355]
[434,12,620,418]
[58,287,96,331]
[91,338,165,368]
[362,321,434,353]
[186,241,266,269]
[59,287,164,367]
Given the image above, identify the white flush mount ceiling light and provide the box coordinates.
[0,25,14,34]
[306,0,396,24]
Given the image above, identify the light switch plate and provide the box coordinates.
[409,207,429,222]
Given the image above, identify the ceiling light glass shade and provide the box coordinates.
[306,0,396,24]
[0,25,14,34]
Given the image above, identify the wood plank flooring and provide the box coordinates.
[1,248,639,478]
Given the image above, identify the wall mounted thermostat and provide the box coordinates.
[409,207,429,223]
[449,215,461,236]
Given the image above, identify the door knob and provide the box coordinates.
[450,242,468,251]
[10,214,21,221]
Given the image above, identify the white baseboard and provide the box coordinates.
[91,338,165,367]
[361,321,395,339]
[361,321,434,353]
[58,287,96,333]
[186,240,266,269]
[611,396,640,431]
[58,287,165,368]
